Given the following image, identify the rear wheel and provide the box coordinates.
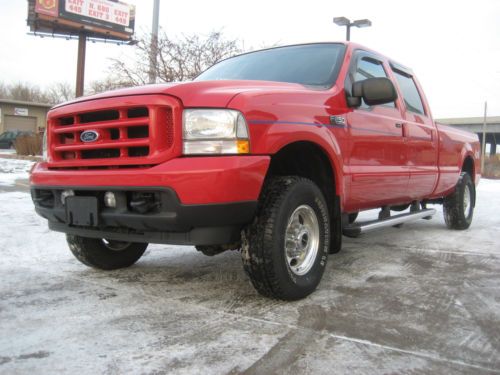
[443,172,475,230]
[66,235,148,270]
[242,176,330,300]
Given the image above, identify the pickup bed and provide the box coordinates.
[31,42,480,300]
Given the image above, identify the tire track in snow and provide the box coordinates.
[241,305,326,375]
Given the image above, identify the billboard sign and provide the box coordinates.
[61,0,134,35]
[28,0,135,41]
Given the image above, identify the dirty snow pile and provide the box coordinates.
[0,158,35,186]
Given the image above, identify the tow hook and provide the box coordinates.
[129,193,160,214]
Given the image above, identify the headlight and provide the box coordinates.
[182,109,249,155]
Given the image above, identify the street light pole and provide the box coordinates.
[333,17,372,41]
[149,0,160,84]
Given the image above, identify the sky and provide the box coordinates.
[0,0,499,118]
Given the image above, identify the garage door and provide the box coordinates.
[4,115,37,132]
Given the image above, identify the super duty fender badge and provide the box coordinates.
[80,130,100,142]
[330,116,346,126]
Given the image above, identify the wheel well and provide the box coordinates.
[462,156,474,182]
[266,142,336,212]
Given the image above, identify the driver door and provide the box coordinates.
[344,52,409,211]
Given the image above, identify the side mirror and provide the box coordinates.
[348,77,398,107]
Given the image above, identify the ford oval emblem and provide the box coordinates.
[80,130,99,143]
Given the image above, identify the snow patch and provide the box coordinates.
[0,149,17,156]
[0,158,35,186]
[477,177,500,193]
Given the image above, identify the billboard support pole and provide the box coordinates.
[76,33,87,98]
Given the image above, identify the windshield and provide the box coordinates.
[195,43,346,88]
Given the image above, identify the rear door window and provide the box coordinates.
[392,70,426,115]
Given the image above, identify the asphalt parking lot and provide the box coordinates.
[1,167,499,374]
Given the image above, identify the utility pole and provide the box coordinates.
[481,101,488,173]
[149,0,160,84]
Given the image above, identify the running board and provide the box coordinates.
[343,209,436,238]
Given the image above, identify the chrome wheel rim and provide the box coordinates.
[463,185,471,217]
[103,239,130,251]
[284,205,320,276]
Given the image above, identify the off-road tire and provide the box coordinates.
[66,235,148,270]
[242,176,330,300]
[443,172,475,230]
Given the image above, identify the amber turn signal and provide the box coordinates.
[237,140,250,154]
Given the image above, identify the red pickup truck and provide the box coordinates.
[31,42,480,300]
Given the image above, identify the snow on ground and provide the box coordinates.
[0,149,17,155]
[0,158,34,186]
[0,167,499,374]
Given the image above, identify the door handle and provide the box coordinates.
[396,122,408,137]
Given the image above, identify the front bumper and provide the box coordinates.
[30,155,270,245]
[31,155,270,204]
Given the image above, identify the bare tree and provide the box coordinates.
[0,81,75,105]
[87,77,134,95]
[0,31,244,102]
[108,30,242,86]
[6,82,49,103]
[0,82,8,98]
[46,82,74,104]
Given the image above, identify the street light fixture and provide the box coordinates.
[333,17,372,41]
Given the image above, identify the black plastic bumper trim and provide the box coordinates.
[32,185,257,245]
[49,222,241,246]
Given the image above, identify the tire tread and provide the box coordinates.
[443,172,474,230]
[242,176,328,300]
[67,235,147,270]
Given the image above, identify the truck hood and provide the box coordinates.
[54,80,308,109]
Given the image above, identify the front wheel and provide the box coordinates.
[66,235,148,270]
[242,176,330,300]
[443,172,475,230]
